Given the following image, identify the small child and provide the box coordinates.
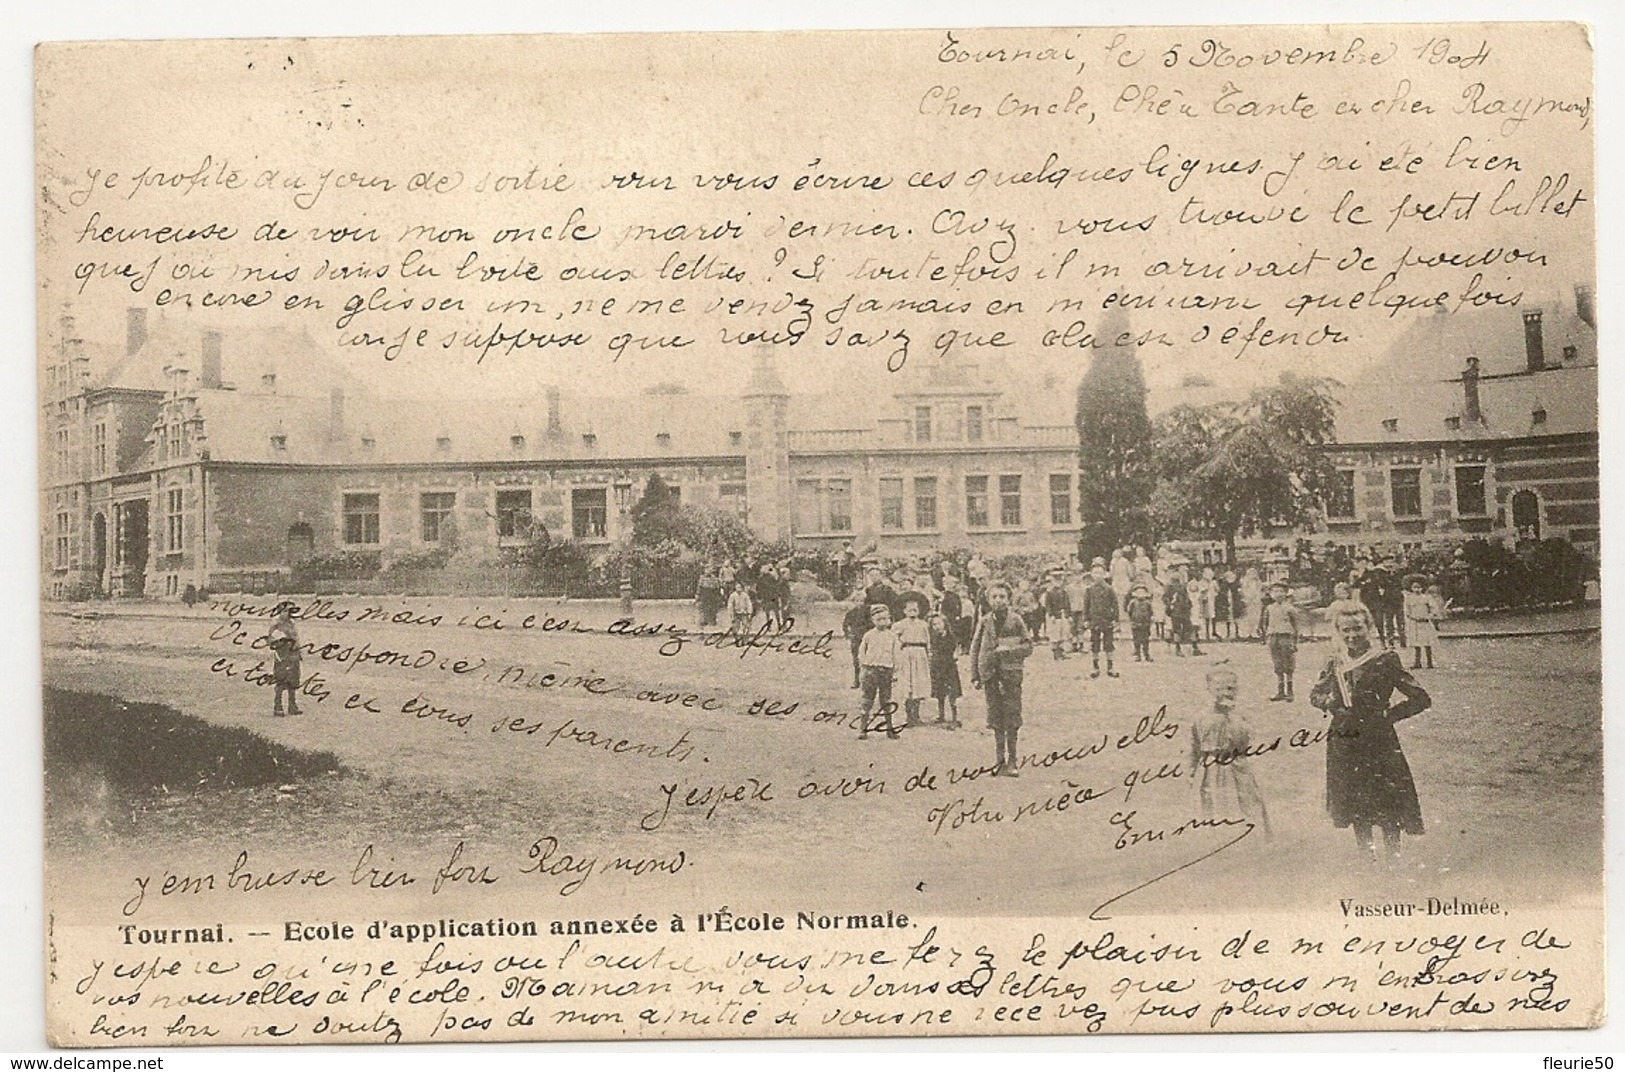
[841,595,871,689]
[1043,570,1071,660]
[266,603,302,717]
[1403,576,1443,669]
[1081,560,1120,678]
[894,597,932,726]
[726,580,755,637]
[1188,666,1271,836]
[1126,583,1154,663]
[1260,581,1304,701]
[856,604,900,740]
[927,612,962,728]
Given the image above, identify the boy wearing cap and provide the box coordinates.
[1081,559,1121,678]
[1260,580,1305,701]
[1126,582,1155,663]
[1042,567,1072,660]
[971,582,1033,776]
[1164,564,1203,656]
[857,603,901,739]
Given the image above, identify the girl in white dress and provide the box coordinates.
[894,596,933,726]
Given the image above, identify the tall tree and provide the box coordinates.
[628,474,682,546]
[1075,326,1154,561]
[1149,374,1339,561]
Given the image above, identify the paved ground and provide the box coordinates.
[42,594,1603,923]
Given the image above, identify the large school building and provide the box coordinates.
[42,292,1597,600]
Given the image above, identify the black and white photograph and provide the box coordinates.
[30,18,1602,1044]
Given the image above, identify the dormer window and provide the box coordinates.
[1532,406,1548,426]
[270,434,288,452]
[510,434,526,453]
[582,432,597,449]
[435,435,452,453]
[1563,345,1577,363]
[1444,416,1461,431]
[261,372,277,391]
[656,432,671,448]
[729,430,743,446]
[1381,418,1399,433]
[360,435,376,452]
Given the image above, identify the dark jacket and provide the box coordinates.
[1082,580,1119,625]
[971,608,1032,682]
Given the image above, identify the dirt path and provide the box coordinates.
[43,604,1603,924]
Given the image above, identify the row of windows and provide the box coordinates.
[795,474,1078,535]
[1326,465,1489,522]
[65,418,186,477]
[339,483,746,546]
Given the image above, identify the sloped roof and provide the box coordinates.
[88,318,1096,464]
[1356,298,1595,384]
[1333,296,1597,445]
[199,389,752,465]
[94,320,367,396]
[1335,364,1597,444]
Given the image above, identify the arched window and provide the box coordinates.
[1511,489,1541,541]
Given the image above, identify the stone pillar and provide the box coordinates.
[742,344,791,543]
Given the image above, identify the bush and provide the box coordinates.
[1285,537,1593,613]
[292,550,382,585]
[382,546,454,575]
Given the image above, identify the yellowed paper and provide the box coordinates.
[36,23,1599,1043]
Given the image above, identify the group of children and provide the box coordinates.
[1332,574,1449,671]
[697,559,795,635]
[851,597,965,739]
[833,559,1450,860]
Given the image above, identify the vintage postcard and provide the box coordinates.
[36,22,1599,1044]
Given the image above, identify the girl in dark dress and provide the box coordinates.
[1310,609,1432,865]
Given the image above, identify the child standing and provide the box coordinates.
[267,603,302,718]
[894,597,933,726]
[1042,568,1072,659]
[1149,569,1167,641]
[1260,581,1305,701]
[1196,566,1218,640]
[928,612,962,728]
[1081,559,1120,678]
[1165,567,1202,656]
[1403,576,1443,669]
[1188,665,1271,836]
[1126,582,1154,663]
[841,594,871,688]
[857,604,901,740]
[726,580,755,637]
[970,582,1033,777]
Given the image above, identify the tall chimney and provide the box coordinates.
[1575,284,1595,330]
[1523,311,1545,372]
[126,307,148,356]
[329,387,345,443]
[546,386,562,434]
[200,331,223,389]
[1462,357,1482,424]
[62,315,88,387]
